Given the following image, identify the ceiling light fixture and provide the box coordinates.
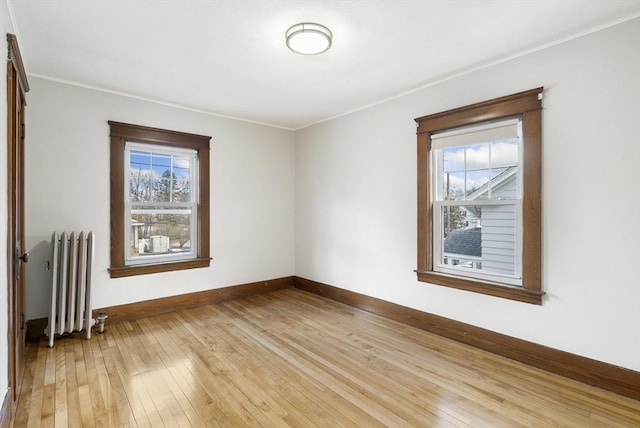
[285,22,332,55]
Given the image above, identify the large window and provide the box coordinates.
[109,121,211,278]
[415,88,543,304]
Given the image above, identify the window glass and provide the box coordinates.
[432,119,522,286]
[125,144,198,265]
[438,204,517,277]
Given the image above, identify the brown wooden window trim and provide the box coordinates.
[415,88,544,304]
[109,121,211,278]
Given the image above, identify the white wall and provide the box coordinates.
[24,78,295,319]
[295,18,640,371]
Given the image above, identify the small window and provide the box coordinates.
[109,121,211,278]
[415,88,544,304]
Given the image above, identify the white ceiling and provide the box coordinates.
[10,0,640,130]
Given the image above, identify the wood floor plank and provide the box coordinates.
[147,312,252,427]
[11,340,38,428]
[81,337,111,427]
[271,290,629,426]
[12,288,640,427]
[96,330,146,427]
[208,323,336,427]
[108,324,163,427]
[229,294,512,427]
[225,300,447,427]
[52,339,68,428]
[145,315,219,427]
[62,342,82,428]
[211,306,388,427]
[40,383,55,428]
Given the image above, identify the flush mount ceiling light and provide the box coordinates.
[285,22,332,55]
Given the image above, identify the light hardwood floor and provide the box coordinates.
[11,289,640,427]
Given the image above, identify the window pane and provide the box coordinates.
[443,171,465,200]
[436,138,520,202]
[491,139,518,168]
[465,143,490,170]
[439,204,516,276]
[489,167,519,198]
[443,146,465,173]
[466,169,490,198]
[129,149,193,203]
[130,151,152,202]
[129,209,193,258]
[151,173,191,203]
[152,153,171,177]
[131,150,151,169]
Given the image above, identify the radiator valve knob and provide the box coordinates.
[96,312,108,334]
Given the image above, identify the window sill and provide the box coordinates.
[415,270,543,305]
[110,257,211,278]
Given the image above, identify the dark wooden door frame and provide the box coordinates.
[6,33,29,412]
